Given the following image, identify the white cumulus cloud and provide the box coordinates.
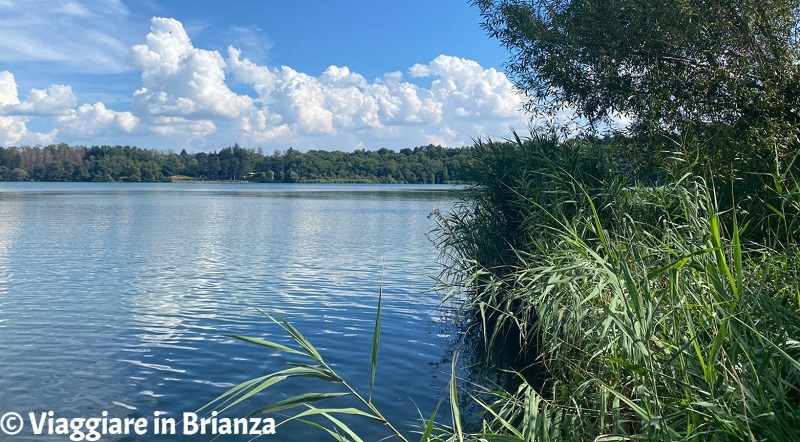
[130,17,254,120]
[57,102,138,137]
[1,16,529,150]
[0,71,20,106]
[0,71,60,145]
[148,117,216,140]
[1,84,77,117]
[411,55,522,120]
[227,47,277,103]
[227,49,525,147]
[0,116,58,146]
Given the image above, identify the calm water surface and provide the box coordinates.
[0,183,461,441]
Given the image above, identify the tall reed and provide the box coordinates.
[430,133,800,440]
[207,132,800,441]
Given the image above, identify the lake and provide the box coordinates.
[0,182,461,441]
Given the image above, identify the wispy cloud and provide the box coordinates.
[226,25,273,65]
[0,0,135,73]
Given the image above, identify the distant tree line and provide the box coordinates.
[0,143,473,184]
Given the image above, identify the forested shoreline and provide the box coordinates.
[0,143,471,184]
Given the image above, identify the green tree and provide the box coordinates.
[32,164,47,181]
[285,169,299,183]
[140,161,163,182]
[45,161,66,181]
[473,0,800,157]
[11,167,29,181]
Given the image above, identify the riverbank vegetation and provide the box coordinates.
[428,131,800,440]
[212,130,800,440]
[419,0,800,438]
[199,0,800,439]
[424,0,800,438]
[0,143,470,184]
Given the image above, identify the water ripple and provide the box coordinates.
[0,183,459,441]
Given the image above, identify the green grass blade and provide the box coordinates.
[317,411,366,442]
[732,213,743,300]
[449,352,463,442]
[418,394,446,442]
[282,407,381,422]
[249,392,348,416]
[465,391,524,438]
[253,308,324,361]
[369,280,383,403]
[222,334,306,357]
[295,419,353,442]
[215,375,289,414]
[197,375,269,413]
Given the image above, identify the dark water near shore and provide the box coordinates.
[0,183,461,441]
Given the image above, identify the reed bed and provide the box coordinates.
[209,133,800,441]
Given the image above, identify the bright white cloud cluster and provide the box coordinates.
[0,71,20,107]
[0,16,529,150]
[411,55,522,120]
[1,84,77,117]
[130,18,253,120]
[226,47,525,146]
[0,72,58,145]
[57,102,138,137]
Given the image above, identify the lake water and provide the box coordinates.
[0,182,461,441]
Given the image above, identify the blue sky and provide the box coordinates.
[0,0,533,152]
